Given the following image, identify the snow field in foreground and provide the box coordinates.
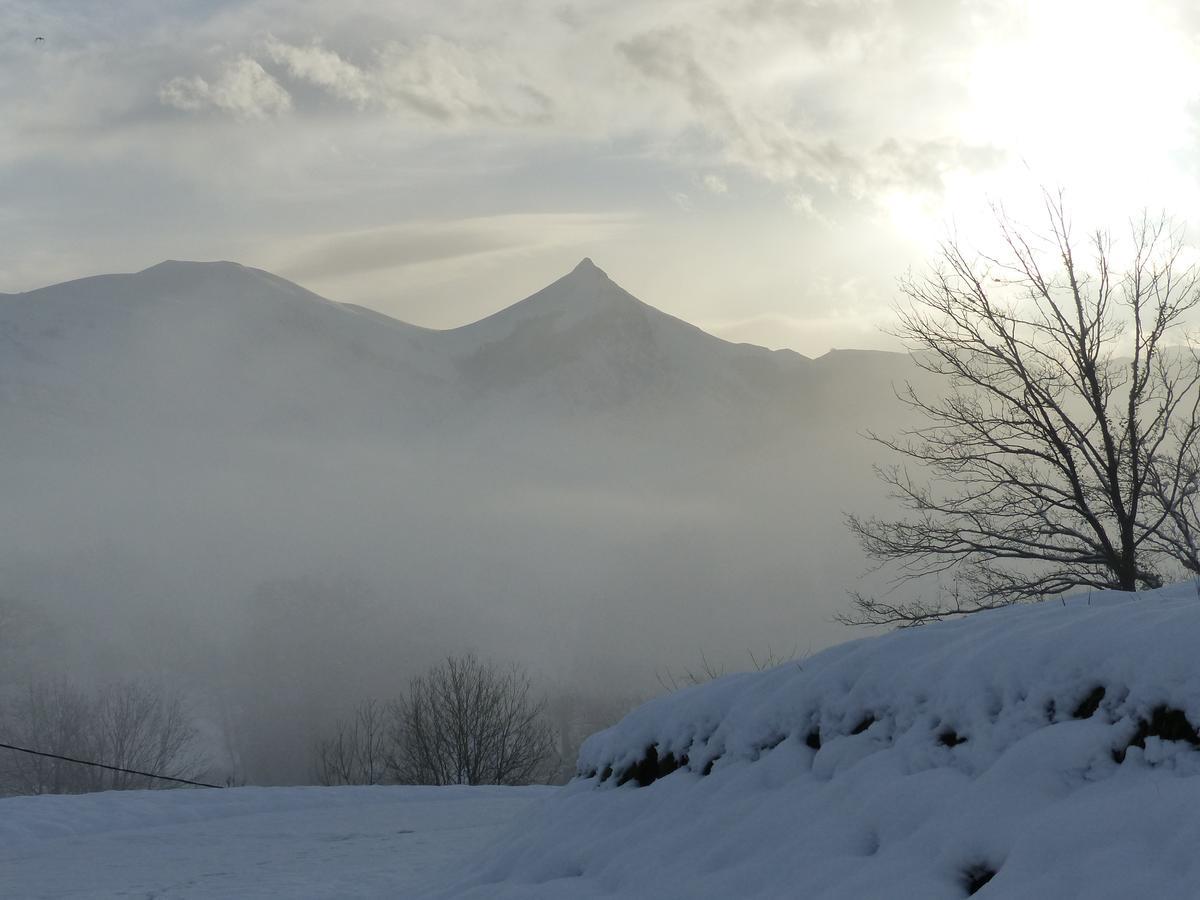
[0,784,552,899]
[450,585,1200,898]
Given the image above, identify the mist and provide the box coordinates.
[0,259,926,783]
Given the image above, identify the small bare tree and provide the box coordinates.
[846,192,1200,625]
[388,654,553,786]
[314,699,388,786]
[92,681,202,790]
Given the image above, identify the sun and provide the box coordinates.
[955,0,1200,229]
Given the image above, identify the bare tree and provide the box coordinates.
[0,678,204,795]
[387,654,554,786]
[846,192,1200,626]
[92,681,203,790]
[1147,450,1200,575]
[314,699,389,786]
[0,679,97,794]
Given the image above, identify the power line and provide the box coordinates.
[0,741,224,789]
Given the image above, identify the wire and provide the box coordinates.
[0,741,224,789]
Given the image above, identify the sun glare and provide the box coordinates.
[960,0,1200,228]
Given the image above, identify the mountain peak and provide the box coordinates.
[569,257,607,279]
[141,259,243,273]
[436,255,662,357]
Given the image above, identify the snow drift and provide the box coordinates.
[452,584,1200,898]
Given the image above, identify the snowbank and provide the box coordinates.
[451,584,1200,898]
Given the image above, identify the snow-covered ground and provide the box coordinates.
[11,586,1200,898]
[0,784,552,898]
[457,584,1200,898]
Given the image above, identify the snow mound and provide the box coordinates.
[452,585,1200,898]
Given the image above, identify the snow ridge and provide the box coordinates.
[575,590,1200,786]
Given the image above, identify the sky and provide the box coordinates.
[4,0,1200,356]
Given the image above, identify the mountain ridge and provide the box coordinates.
[1,257,901,365]
[0,257,920,438]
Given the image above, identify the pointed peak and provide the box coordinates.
[570,257,607,278]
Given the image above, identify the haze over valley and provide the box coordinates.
[1,256,923,782]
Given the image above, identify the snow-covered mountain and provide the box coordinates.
[0,257,908,436]
[432,258,813,418]
[0,260,450,431]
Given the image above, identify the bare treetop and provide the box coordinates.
[846,192,1200,626]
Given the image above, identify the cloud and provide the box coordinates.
[146,4,999,202]
[159,57,292,119]
[371,36,554,124]
[617,27,856,190]
[275,221,520,282]
[266,213,639,284]
[167,36,555,126]
[701,173,727,194]
[264,37,371,108]
[786,191,818,217]
[615,19,1001,204]
[871,138,1007,195]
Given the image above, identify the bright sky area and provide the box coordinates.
[4,0,1200,356]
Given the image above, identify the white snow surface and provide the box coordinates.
[450,584,1200,898]
[0,784,551,899]
[12,588,1200,898]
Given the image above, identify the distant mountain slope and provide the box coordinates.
[1,257,912,437]
[0,260,452,431]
